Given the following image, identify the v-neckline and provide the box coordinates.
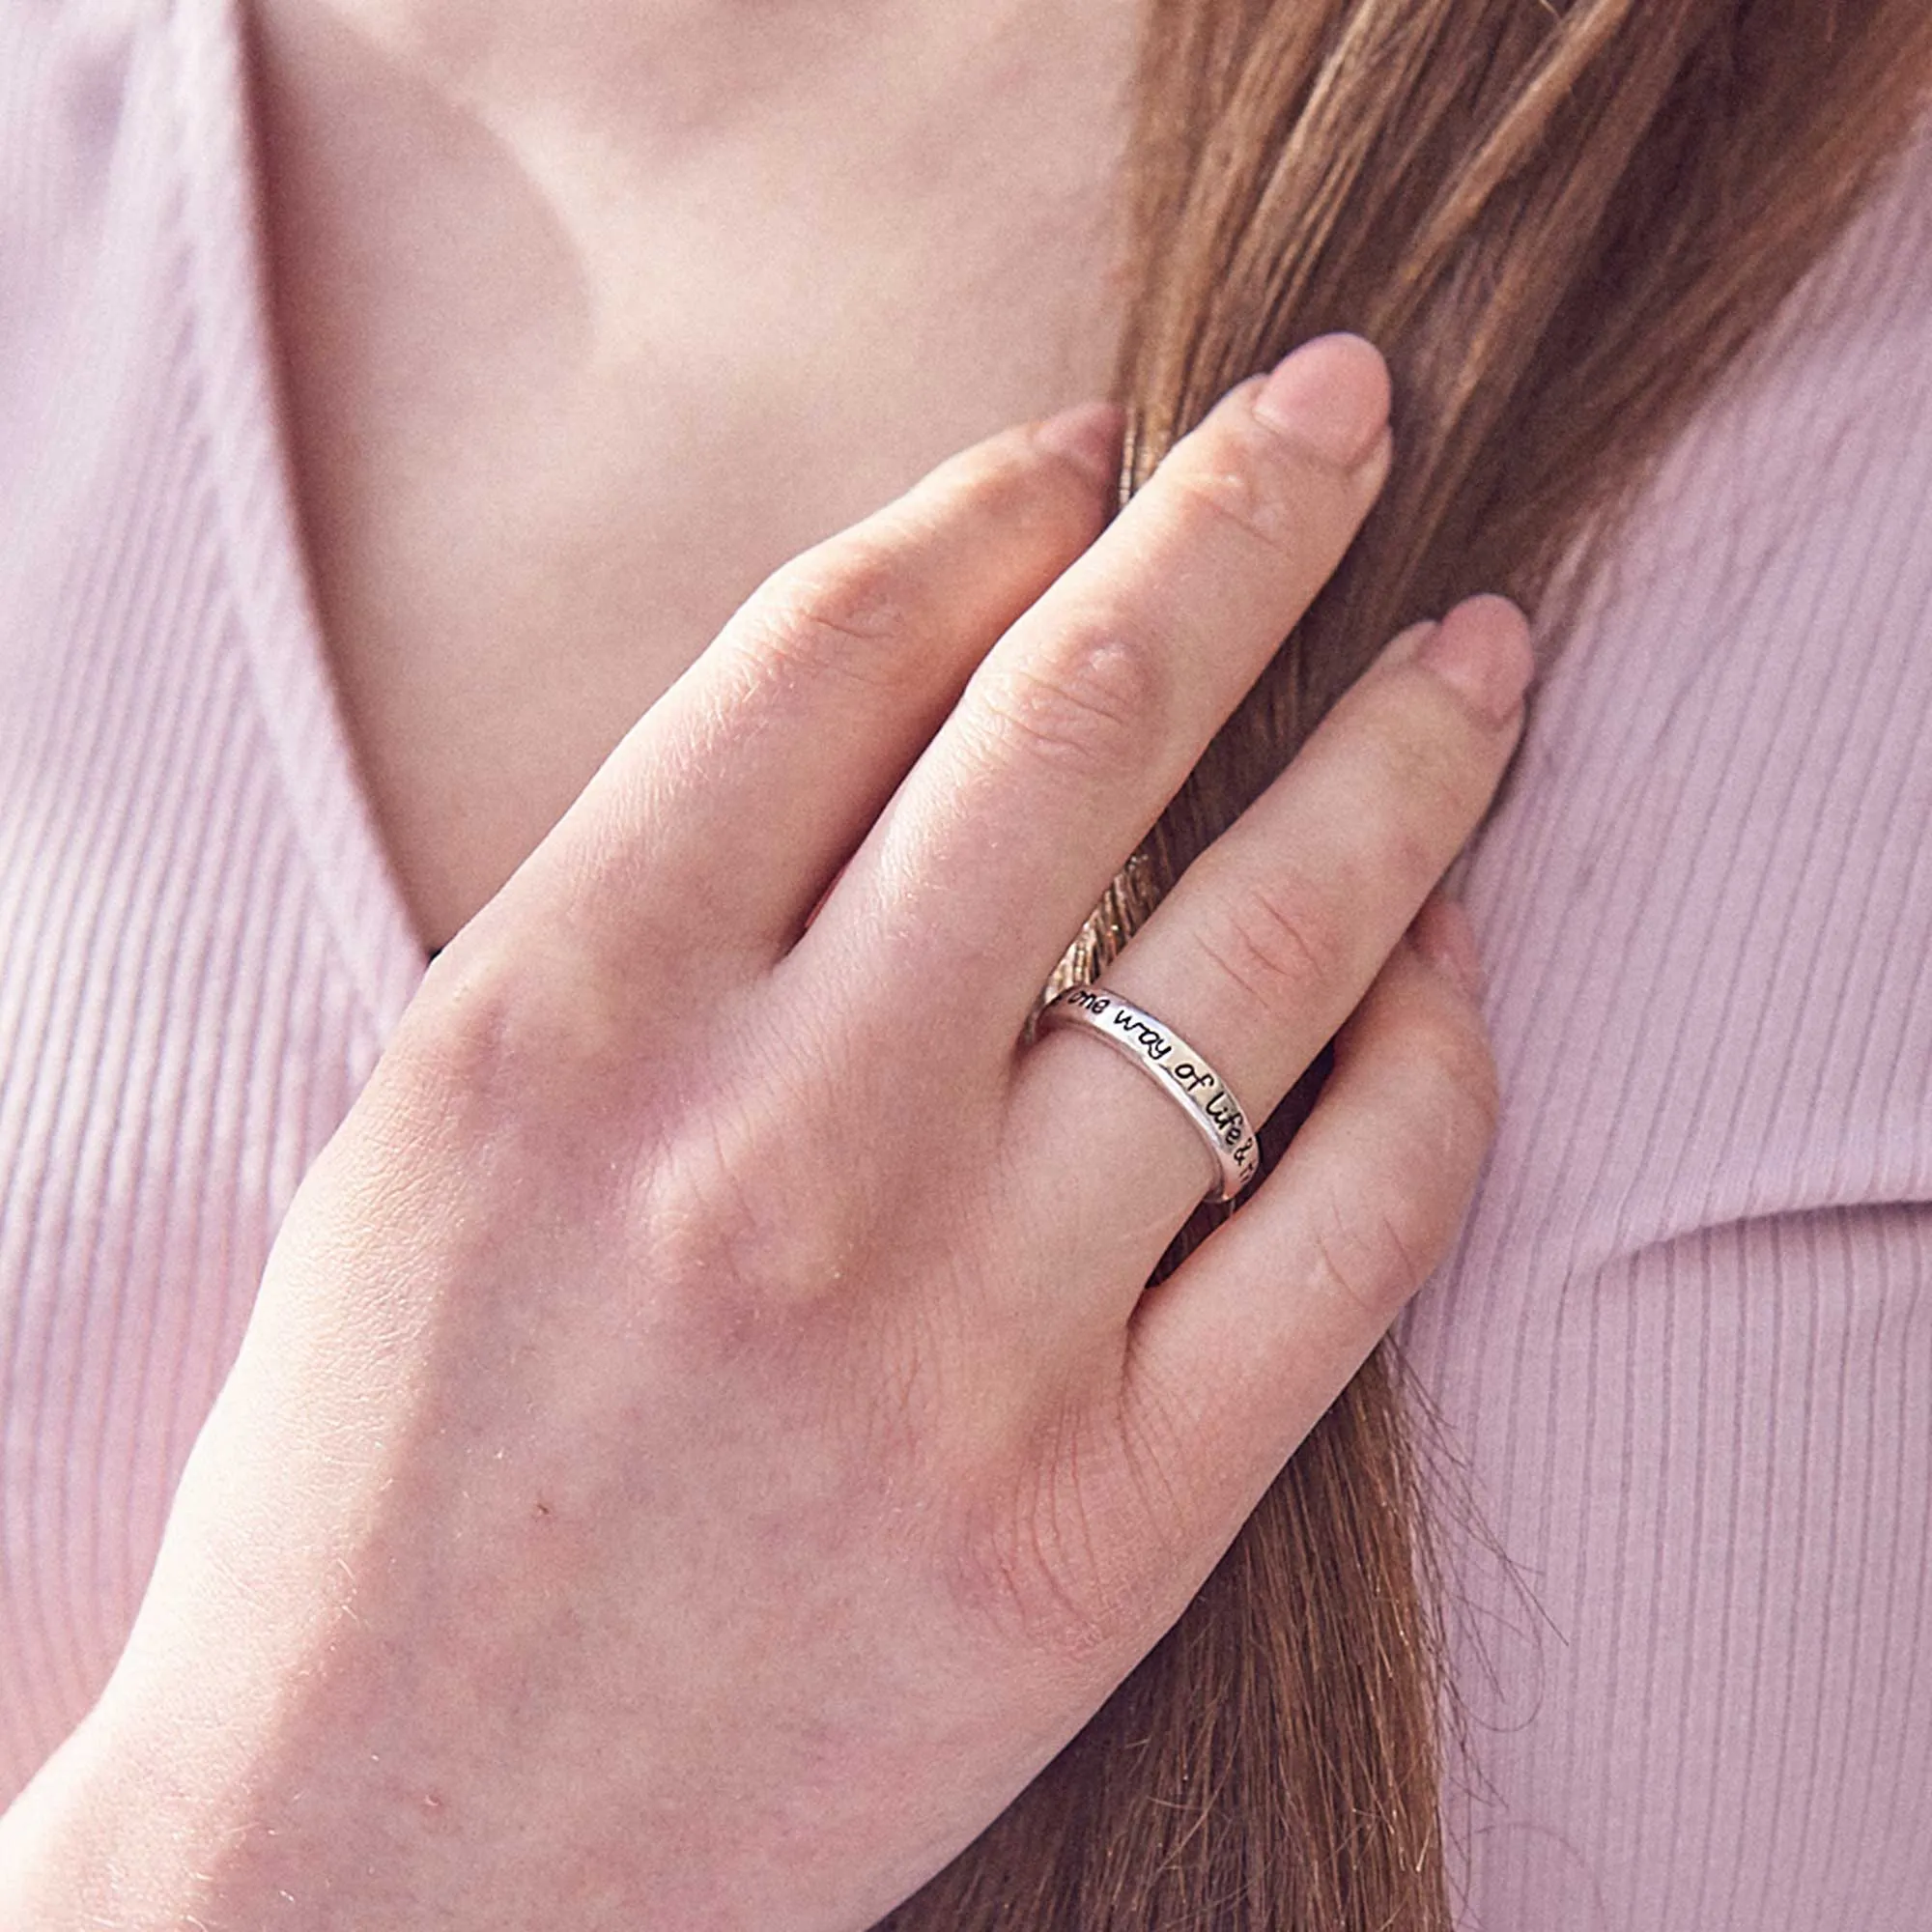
[165,0,431,1037]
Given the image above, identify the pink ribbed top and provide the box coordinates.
[3,1,1930,1921]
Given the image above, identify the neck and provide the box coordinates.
[283,0,1108,165]
[256,0,1138,354]
[246,0,1136,944]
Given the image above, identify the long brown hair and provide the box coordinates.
[881,3,1932,1927]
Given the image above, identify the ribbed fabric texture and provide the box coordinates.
[1399,122,1932,1926]
[2,1,1929,1921]
[0,0,422,1800]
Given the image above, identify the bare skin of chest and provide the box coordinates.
[251,0,1134,951]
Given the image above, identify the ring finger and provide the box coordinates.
[1001,592,1532,1295]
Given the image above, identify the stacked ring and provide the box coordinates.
[1037,986,1261,1203]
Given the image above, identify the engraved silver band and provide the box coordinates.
[1037,986,1261,1203]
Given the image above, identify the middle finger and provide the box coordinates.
[809,334,1392,1032]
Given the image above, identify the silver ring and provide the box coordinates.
[1037,986,1261,1203]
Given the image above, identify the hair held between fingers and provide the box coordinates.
[882,3,1932,1928]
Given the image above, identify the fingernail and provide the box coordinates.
[1416,594,1535,725]
[1033,401,1125,490]
[1251,334,1391,470]
[1414,896,1485,1001]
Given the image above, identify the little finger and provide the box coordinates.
[1113,901,1496,1555]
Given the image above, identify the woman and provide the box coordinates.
[2,0,1930,1924]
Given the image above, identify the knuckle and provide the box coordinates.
[373,936,657,1199]
[1110,1375,1205,1559]
[1318,734,1489,914]
[1386,706,1496,828]
[1345,998,1501,1184]
[1162,444,1305,557]
[1355,797,1457,913]
[1159,409,1354,561]
[1188,867,1350,1024]
[1308,1015,1500,1326]
[736,542,922,696]
[910,429,1105,554]
[1350,676,1505,836]
[975,616,1166,780]
[1310,1200,1435,1328]
[646,1096,883,1320]
[401,939,582,1108]
[1410,1007,1503,1150]
[935,434,1056,516]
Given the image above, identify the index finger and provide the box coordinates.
[809,334,1392,1033]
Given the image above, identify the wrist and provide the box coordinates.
[0,1695,218,1930]
[0,1527,369,1929]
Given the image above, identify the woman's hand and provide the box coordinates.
[0,336,1530,1930]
